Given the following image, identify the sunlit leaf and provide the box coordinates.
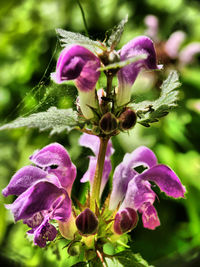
[131,71,180,127]
[108,15,128,49]
[105,250,153,267]
[56,29,105,53]
[0,107,83,135]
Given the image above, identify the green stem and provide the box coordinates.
[106,73,113,99]
[90,137,109,211]
[101,73,113,114]
[77,0,89,37]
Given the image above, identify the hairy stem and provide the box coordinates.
[90,136,109,211]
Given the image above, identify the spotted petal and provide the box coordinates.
[139,203,160,230]
[30,143,76,191]
[33,219,57,248]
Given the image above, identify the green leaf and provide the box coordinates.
[103,243,116,255]
[131,71,181,127]
[0,107,82,135]
[56,29,105,53]
[108,15,128,49]
[98,54,147,71]
[105,250,153,267]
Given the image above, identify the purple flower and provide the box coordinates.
[79,133,114,197]
[109,146,186,230]
[52,45,101,119]
[2,143,76,247]
[144,15,159,41]
[144,15,200,67]
[179,43,200,65]
[116,36,158,106]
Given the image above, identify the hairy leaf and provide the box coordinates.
[98,54,147,71]
[108,15,128,49]
[131,71,181,127]
[56,29,105,53]
[0,107,83,135]
[106,250,153,267]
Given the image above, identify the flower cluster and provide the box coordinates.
[2,25,186,264]
[52,35,158,122]
[2,134,186,249]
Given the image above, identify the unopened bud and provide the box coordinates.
[75,208,99,236]
[118,108,137,130]
[114,208,138,235]
[99,112,118,134]
[108,50,120,64]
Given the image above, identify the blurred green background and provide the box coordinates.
[0,0,200,266]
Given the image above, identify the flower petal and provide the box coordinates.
[80,156,111,197]
[179,42,200,65]
[138,164,186,198]
[144,15,159,41]
[6,181,71,222]
[117,36,158,106]
[120,176,156,211]
[79,133,114,157]
[109,162,136,210]
[30,143,72,167]
[165,31,186,59]
[33,220,57,247]
[23,212,44,228]
[139,203,160,230]
[109,146,157,210]
[123,146,157,169]
[2,166,48,197]
[52,45,101,92]
[30,143,76,191]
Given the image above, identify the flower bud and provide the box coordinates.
[118,108,137,130]
[75,208,99,236]
[99,112,118,134]
[114,208,138,235]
